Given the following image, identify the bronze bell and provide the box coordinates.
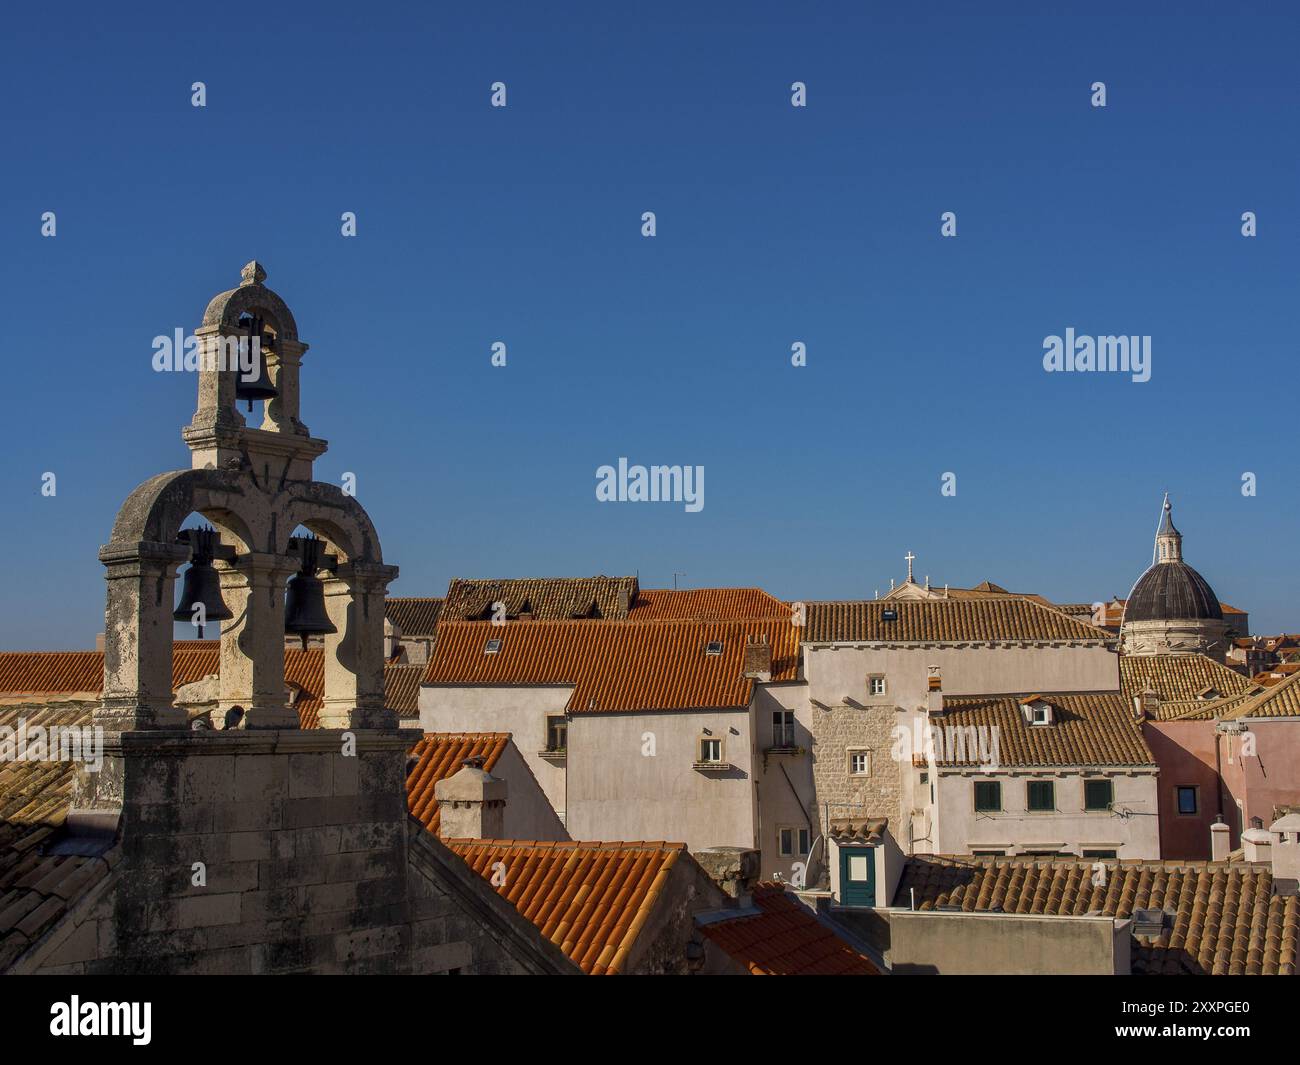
[234,313,278,411]
[173,527,234,638]
[284,536,336,650]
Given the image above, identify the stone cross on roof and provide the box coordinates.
[905,551,916,583]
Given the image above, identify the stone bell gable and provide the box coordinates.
[4,262,577,976]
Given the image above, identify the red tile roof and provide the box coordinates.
[406,733,511,835]
[627,588,791,621]
[445,839,683,974]
[423,618,800,712]
[699,883,879,975]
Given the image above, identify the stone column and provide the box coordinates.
[262,337,310,437]
[97,540,190,730]
[320,561,399,729]
[188,324,245,434]
[217,552,301,729]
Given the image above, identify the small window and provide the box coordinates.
[700,737,723,763]
[484,638,502,655]
[1176,785,1199,815]
[1027,780,1055,812]
[868,675,886,697]
[882,609,898,621]
[1029,703,1051,725]
[971,849,1005,857]
[1082,849,1117,859]
[772,709,795,748]
[779,828,794,856]
[1084,779,1113,811]
[798,827,810,855]
[848,750,870,776]
[705,641,724,656]
[545,715,567,752]
[974,780,1002,812]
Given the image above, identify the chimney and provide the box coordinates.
[1269,813,1300,890]
[433,756,507,840]
[1242,816,1272,863]
[1210,815,1230,861]
[743,635,772,682]
[617,585,631,617]
[95,632,105,652]
[926,667,943,716]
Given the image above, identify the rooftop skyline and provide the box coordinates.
[3,1,1296,648]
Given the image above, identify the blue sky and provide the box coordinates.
[1,1,1296,648]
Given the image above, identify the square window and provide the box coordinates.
[705,641,723,656]
[700,737,722,763]
[1176,786,1198,815]
[484,638,502,654]
[1084,779,1113,811]
[848,750,870,776]
[1082,849,1117,859]
[974,780,1002,812]
[868,675,886,697]
[1027,780,1055,812]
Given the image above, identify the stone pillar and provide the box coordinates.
[320,560,399,729]
[217,552,300,729]
[262,337,309,436]
[188,324,245,434]
[435,758,507,839]
[97,541,191,730]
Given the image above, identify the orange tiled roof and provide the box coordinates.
[384,597,443,637]
[627,588,790,621]
[442,577,638,622]
[406,733,510,835]
[896,855,1299,975]
[445,839,682,974]
[937,693,1155,767]
[803,599,1112,645]
[1219,669,1300,720]
[384,663,425,720]
[699,883,879,975]
[1119,654,1254,720]
[423,618,800,712]
[0,647,387,730]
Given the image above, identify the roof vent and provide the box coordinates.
[484,638,502,655]
[705,640,723,656]
[1131,908,1165,936]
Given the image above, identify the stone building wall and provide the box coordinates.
[809,704,904,841]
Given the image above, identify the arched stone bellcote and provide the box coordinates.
[98,263,398,732]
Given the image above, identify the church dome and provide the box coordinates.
[1125,561,1222,622]
[1122,497,1223,623]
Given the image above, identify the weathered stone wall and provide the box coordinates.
[809,704,904,841]
[29,729,573,975]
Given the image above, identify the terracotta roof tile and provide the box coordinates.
[627,588,791,621]
[442,577,638,622]
[445,839,683,974]
[1219,669,1300,720]
[699,883,879,975]
[383,664,424,719]
[804,599,1113,645]
[384,597,443,637]
[937,693,1155,767]
[1120,654,1253,706]
[423,618,800,712]
[406,733,510,835]
[895,855,1299,975]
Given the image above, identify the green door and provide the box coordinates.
[839,846,876,907]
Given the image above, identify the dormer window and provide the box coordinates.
[1021,698,1053,725]
[484,638,502,655]
[705,641,723,656]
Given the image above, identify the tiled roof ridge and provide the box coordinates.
[445,838,686,852]
[1222,667,1300,719]
[914,854,1272,872]
[432,616,790,629]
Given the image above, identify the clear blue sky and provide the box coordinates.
[2,1,1297,649]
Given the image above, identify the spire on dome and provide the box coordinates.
[1155,493,1183,563]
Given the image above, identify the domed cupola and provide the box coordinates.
[1121,496,1229,660]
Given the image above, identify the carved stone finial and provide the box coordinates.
[240,261,267,287]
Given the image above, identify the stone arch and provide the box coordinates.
[108,469,261,554]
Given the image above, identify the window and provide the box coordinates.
[971,849,1005,857]
[484,638,502,654]
[771,710,795,748]
[882,609,898,621]
[974,780,1002,812]
[1027,780,1055,812]
[545,715,567,752]
[778,827,812,858]
[704,641,723,656]
[1082,849,1117,859]
[1176,785,1199,815]
[699,737,723,763]
[868,675,886,697]
[848,750,870,776]
[1084,779,1113,811]
[1026,702,1052,725]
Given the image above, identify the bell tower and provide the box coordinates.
[93,261,399,733]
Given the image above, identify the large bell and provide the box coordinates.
[234,314,278,411]
[173,527,233,638]
[285,537,336,650]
